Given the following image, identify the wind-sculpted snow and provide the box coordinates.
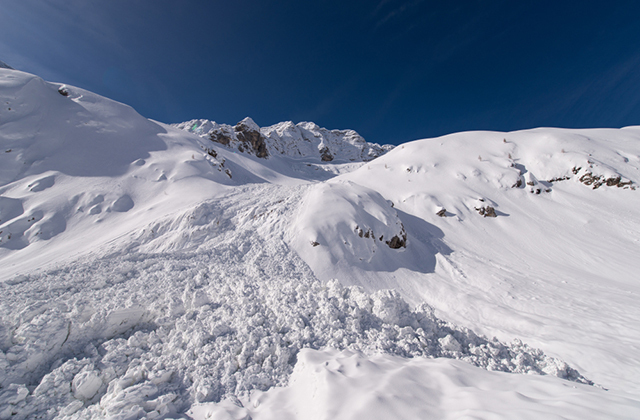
[0,70,167,182]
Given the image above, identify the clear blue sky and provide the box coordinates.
[1,0,639,145]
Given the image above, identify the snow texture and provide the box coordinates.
[2,67,640,419]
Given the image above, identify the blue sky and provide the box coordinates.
[1,0,639,145]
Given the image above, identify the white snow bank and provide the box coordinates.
[189,348,640,420]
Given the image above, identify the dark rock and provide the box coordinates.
[386,233,407,249]
[209,131,231,145]
[484,206,497,217]
[606,176,621,187]
[475,206,497,218]
[580,172,600,188]
[436,208,447,217]
[579,171,633,189]
[310,241,320,247]
[319,146,334,162]
[387,236,402,249]
[58,86,69,97]
[385,224,407,249]
[235,121,268,158]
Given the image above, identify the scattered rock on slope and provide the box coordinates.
[475,205,497,218]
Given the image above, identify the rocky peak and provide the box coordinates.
[234,118,268,158]
[173,118,394,163]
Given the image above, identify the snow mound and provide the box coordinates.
[174,118,394,163]
[288,181,415,277]
[190,349,640,420]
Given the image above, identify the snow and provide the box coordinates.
[173,117,394,163]
[1,67,640,419]
[325,128,640,394]
[189,349,640,420]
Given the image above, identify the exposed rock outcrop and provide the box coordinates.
[579,172,633,189]
[319,146,334,162]
[235,118,268,158]
[174,118,393,163]
[385,224,407,249]
[475,206,497,218]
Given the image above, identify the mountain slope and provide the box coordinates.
[289,127,640,393]
[1,67,640,419]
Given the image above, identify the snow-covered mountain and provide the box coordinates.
[1,66,640,419]
[173,118,394,163]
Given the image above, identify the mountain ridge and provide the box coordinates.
[173,117,394,163]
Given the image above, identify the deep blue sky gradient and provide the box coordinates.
[1,0,639,145]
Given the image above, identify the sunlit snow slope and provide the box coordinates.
[1,67,640,419]
[290,128,640,394]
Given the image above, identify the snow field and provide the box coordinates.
[319,127,640,392]
[2,67,640,419]
[0,184,589,419]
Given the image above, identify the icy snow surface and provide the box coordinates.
[1,67,640,419]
